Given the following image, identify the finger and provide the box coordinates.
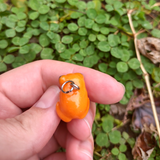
[54,121,68,148]
[44,152,66,160]
[0,60,125,108]
[38,135,59,159]
[66,133,94,160]
[0,92,22,119]
[67,102,96,141]
[0,86,60,160]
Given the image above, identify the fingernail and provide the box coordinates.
[118,82,125,91]
[34,86,60,109]
[79,136,94,160]
[84,119,91,135]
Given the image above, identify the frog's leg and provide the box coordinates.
[79,98,90,119]
[56,102,72,122]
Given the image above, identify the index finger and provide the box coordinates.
[0,60,125,108]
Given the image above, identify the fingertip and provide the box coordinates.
[67,102,96,141]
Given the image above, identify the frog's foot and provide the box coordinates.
[56,102,72,122]
[79,98,90,119]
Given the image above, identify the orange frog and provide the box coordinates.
[56,73,90,122]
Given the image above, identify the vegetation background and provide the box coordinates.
[0,0,160,159]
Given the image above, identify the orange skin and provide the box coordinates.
[56,73,90,122]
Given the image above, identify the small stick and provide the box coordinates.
[127,10,160,145]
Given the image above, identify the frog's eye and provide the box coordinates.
[61,80,80,94]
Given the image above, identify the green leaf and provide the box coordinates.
[85,19,94,29]
[88,34,96,42]
[15,26,25,33]
[19,45,30,54]
[30,43,42,54]
[47,31,55,39]
[113,1,123,9]
[86,8,97,19]
[96,133,109,147]
[97,41,110,52]
[5,29,16,38]
[109,130,121,144]
[28,0,40,11]
[67,0,79,6]
[68,23,78,32]
[93,0,101,11]
[60,49,75,59]
[17,12,27,20]
[12,56,25,68]
[120,95,129,105]
[78,17,86,27]
[55,42,66,53]
[0,40,8,49]
[92,23,100,32]
[100,27,110,35]
[102,119,113,132]
[31,20,39,28]
[83,54,99,67]
[62,35,73,44]
[80,40,88,49]
[6,20,16,28]
[9,14,18,22]
[105,4,114,12]
[97,34,107,41]
[40,48,54,59]
[122,132,129,140]
[19,37,29,46]
[85,44,95,55]
[3,54,15,64]
[72,54,84,61]
[111,147,119,156]
[128,58,140,70]
[141,20,153,29]
[39,34,50,47]
[117,62,128,72]
[98,63,107,73]
[78,28,88,36]
[108,34,120,47]
[38,5,50,14]
[152,67,160,83]
[50,23,59,32]
[7,47,19,53]
[151,29,160,38]
[55,0,66,3]
[51,33,60,44]
[121,49,130,62]
[0,3,7,12]
[118,153,126,160]
[95,14,106,24]
[0,62,7,72]
[76,1,86,10]
[133,79,144,88]
[71,12,83,19]
[18,20,26,27]
[40,21,50,31]
[29,12,39,20]
[119,144,127,152]
[72,43,80,52]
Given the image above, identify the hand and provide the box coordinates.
[0,60,125,160]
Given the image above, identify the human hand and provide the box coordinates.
[0,60,125,160]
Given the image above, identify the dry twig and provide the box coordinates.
[127,10,160,145]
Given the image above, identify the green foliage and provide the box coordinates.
[0,0,159,159]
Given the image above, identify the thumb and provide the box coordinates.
[0,86,60,160]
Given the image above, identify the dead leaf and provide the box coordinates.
[132,101,160,131]
[109,104,126,115]
[137,37,160,64]
[132,131,156,160]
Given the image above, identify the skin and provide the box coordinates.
[0,60,125,160]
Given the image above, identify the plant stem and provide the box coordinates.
[127,9,160,146]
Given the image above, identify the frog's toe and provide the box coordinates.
[56,103,72,122]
